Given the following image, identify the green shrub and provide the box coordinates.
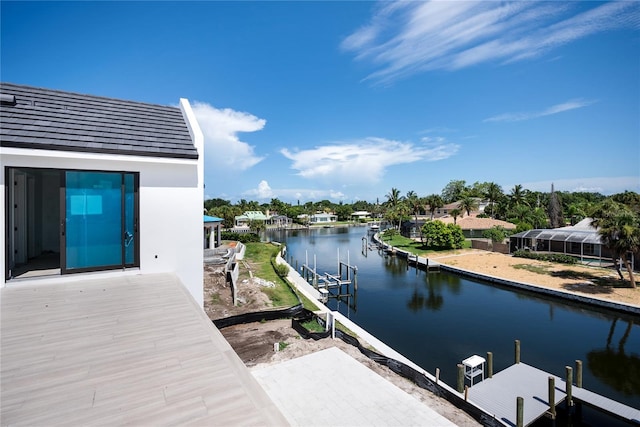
[513,250,578,264]
[300,319,325,332]
[221,231,260,243]
[483,226,508,243]
[515,222,533,233]
[274,263,289,278]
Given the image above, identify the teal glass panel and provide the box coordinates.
[124,173,135,265]
[65,171,122,270]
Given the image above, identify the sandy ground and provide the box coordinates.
[205,249,638,427]
[432,249,640,307]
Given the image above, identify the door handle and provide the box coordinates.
[124,231,134,247]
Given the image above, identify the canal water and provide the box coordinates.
[267,226,640,421]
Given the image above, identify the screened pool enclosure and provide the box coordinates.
[508,224,638,270]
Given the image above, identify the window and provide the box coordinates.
[4,167,139,280]
[63,171,139,272]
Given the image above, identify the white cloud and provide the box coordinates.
[342,1,640,84]
[192,101,266,171]
[519,176,640,195]
[281,137,459,184]
[242,180,346,202]
[484,99,594,123]
[253,180,274,199]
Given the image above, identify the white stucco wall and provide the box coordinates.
[1,121,205,307]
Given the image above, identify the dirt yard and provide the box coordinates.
[204,248,638,427]
[432,250,640,307]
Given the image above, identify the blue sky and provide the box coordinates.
[2,1,639,203]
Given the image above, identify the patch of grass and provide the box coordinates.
[278,341,289,351]
[210,292,220,304]
[381,234,471,256]
[513,264,552,275]
[244,242,300,308]
[335,320,357,337]
[295,289,321,311]
[513,263,623,288]
[300,319,325,332]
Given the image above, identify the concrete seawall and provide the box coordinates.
[374,235,640,316]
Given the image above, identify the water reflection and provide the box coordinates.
[383,254,408,277]
[588,319,640,396]
[405,270,467,312]
[407,282,444,312]
[267,226,640,409]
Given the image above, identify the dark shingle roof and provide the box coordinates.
[0,82,198,159]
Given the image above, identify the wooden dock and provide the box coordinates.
[467,362,640,426]
[572,385,640,424]
[407,253,441,271]
[318,272,351,288]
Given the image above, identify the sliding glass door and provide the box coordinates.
[62,171,138,273]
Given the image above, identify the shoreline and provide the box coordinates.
[437,262,640,316]
[372,234,640,316]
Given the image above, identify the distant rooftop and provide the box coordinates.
[0,82,198,159]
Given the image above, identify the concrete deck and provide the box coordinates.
[1,273,288,426]
[252,346,456,427]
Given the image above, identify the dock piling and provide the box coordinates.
[516,396,524,427]
[515,339,521,364]
[566,366,573,406]
[548,376,556,419]
[457,364,464,393]
[575,360,583,388]
[487,352,493,378]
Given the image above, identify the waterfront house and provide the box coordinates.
[438,214,516,238]
[310,212,338,224]
[508,218,639,269]
[1,82,206,304]
[0,83,287,425]
[234,210,268,228]
[268,213,293,228]
[401,213,516,239]
[351,210,371,222]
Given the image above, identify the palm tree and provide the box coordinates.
[525,207,546,229]
[508,204,534,226]
[386,187,401,208]
[406,191,422,238]
[385,187,403,229]
[248,219,265,234]
[425,194,444,219]
[458,195,478,217]
[485,182,503,219]
[566,203,586,226]
[509,184,528,208]
[449,208,461,224]
[591,200,640,287]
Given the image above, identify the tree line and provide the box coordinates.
[206,180,640,287]
[206,180,639,232]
